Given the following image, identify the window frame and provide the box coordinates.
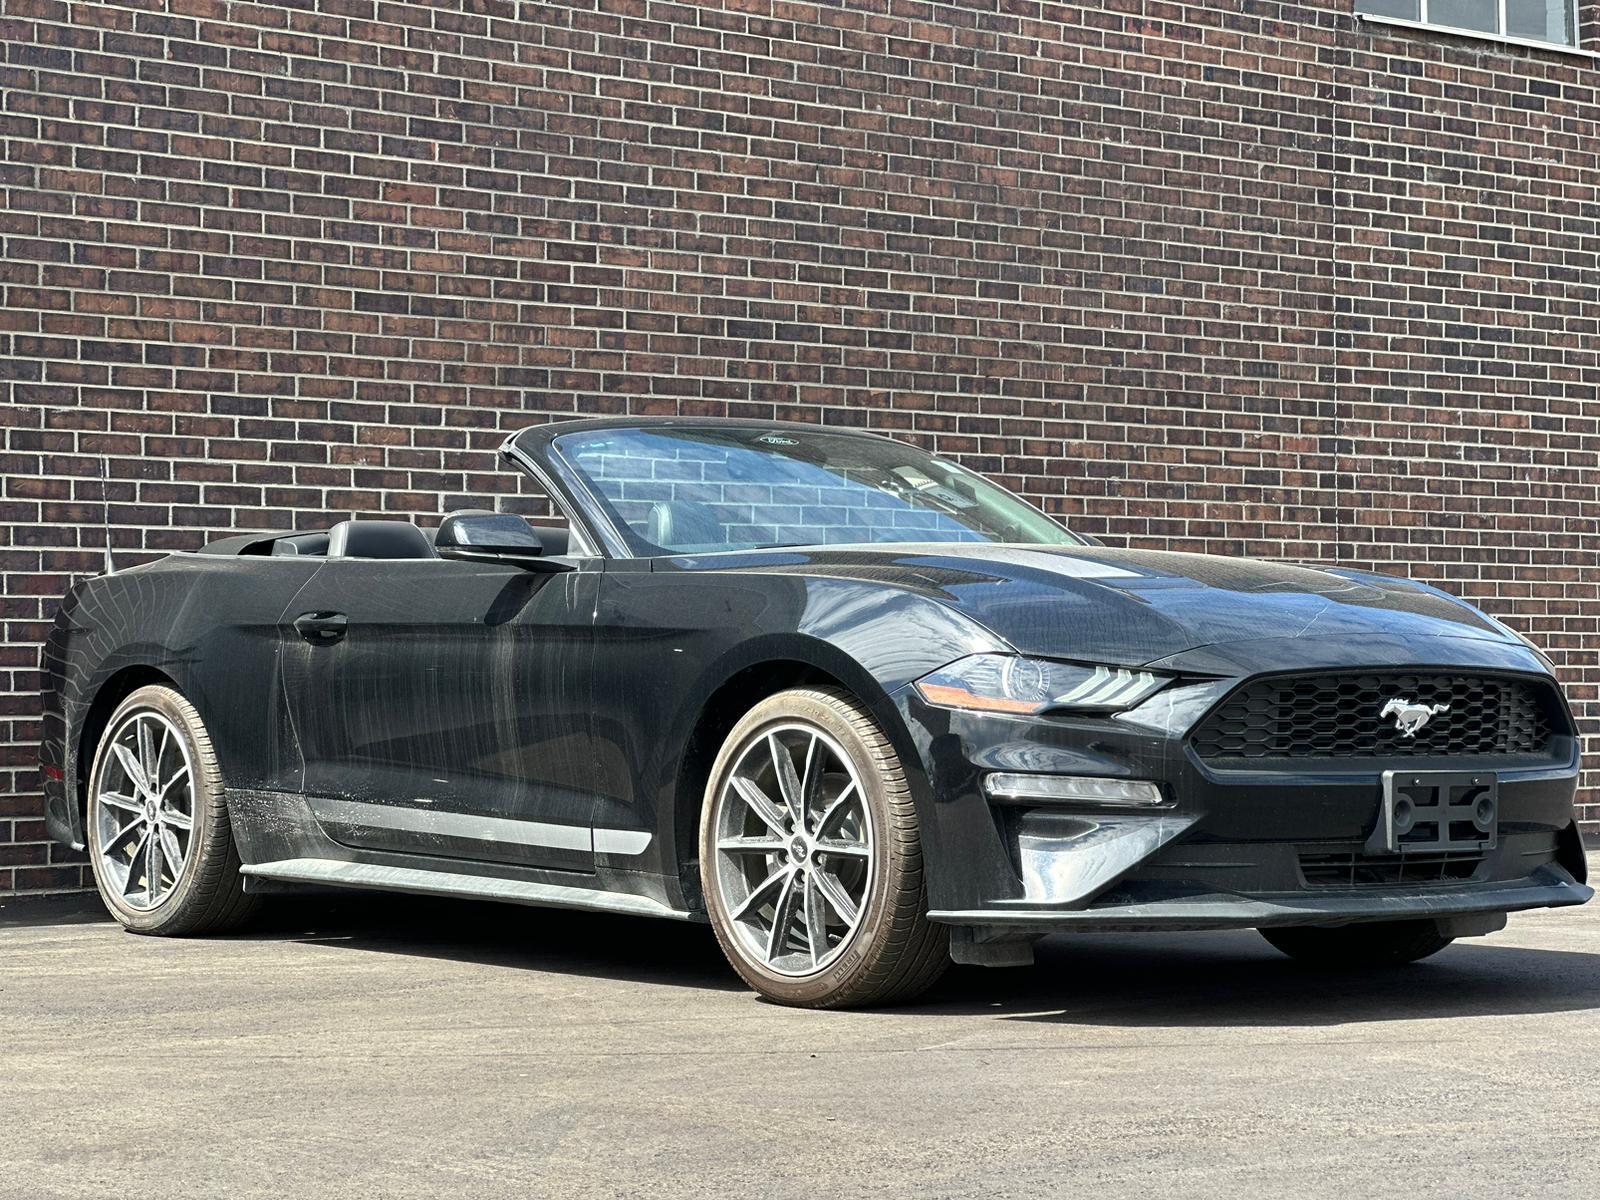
[1356,0,1587,52]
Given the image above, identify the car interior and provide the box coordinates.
[207,516,573,559]
[210,496,737,559]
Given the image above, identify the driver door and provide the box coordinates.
[278,553,604,873]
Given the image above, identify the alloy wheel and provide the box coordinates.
[711,722,876,977]
[92,709,197,912]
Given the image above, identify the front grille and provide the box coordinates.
[1299,849,1485,889]
[1192,671,1556,762]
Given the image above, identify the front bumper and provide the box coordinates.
[929,864,1591,931]
[896,667,1591,934]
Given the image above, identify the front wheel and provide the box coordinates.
[699,687,948,1008]
[1259,919,1455,967]
[85,684,259,935]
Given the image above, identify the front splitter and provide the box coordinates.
[928,867,1592,932]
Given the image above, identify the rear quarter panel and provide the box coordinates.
[40,555,321,848]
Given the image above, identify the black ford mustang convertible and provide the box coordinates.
[41,418,1591,1007]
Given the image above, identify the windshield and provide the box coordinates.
[551,425,1083,556]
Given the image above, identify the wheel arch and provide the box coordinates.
[667,644,919,912]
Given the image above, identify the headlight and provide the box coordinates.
[913,654,1169,716]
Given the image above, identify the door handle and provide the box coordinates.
[293,611,348,644]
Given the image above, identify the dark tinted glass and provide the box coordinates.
[554,427,1082,555]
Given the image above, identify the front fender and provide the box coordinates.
[610,565,1011,911]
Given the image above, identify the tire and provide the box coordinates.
[84,684,260,935]
[1259,919,1455,967]
[699,686,948,1008]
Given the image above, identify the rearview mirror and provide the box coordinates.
[434,512,572,571]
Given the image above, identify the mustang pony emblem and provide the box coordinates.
[1380,698,1450,738]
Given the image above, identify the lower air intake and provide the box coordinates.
[1298,849,1485,889]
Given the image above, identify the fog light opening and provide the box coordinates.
[982,773,1169,808]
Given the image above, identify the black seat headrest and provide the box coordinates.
[327,520,437,560]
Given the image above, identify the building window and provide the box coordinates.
[1356,0,1578,46]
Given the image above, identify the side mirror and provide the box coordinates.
[435,512,572,571]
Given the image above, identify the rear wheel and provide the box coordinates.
[700,687,948,1008]
[85,684,259,935]
[1259,919,1454,967]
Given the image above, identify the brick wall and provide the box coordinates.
[2,0,1597,894]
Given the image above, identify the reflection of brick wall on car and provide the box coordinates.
[574,440,980,548]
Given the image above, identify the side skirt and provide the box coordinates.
[241,858,705,922]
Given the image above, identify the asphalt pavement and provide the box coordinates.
[2,865,1597,1199]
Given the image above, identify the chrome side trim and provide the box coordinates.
[308,797,655,858]
[240,857,701,921]
[309,796,592,852]
[593,827,653,856]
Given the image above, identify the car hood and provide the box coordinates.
[690,543,1528,669]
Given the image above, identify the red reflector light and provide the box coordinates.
[42,765,63,781]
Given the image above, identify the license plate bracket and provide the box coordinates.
[1366,770,1499,856]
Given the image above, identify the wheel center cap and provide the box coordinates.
[145,797,157,822]
[790,836,808,862]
